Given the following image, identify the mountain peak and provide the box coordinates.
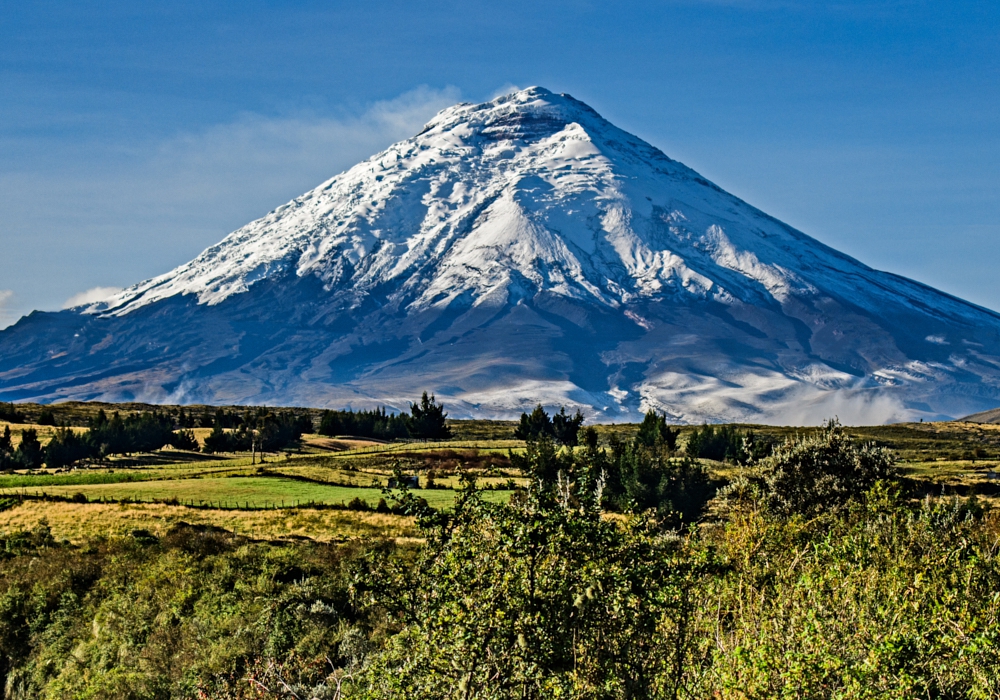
[419,86,605,144]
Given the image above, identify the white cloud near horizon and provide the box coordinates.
[63,286,123,309]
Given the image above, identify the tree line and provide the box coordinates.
[317,392,451,441]
[0,408,314,470]
[0,393,454,470]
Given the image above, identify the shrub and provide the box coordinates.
[722,419,897,516]
[347,497,370,511]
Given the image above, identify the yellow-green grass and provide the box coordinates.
[0,452,288,488]
[302,438,523,458]
[900,458,1000,487]
[0,500,417,542]
[269,463,528,490]
[2,476,513,509]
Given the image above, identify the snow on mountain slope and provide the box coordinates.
[5,87,1000,423]
[87,90,869,315]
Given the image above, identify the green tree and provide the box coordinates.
[409,392,451,439]
[170,428,199,451]
[636,410,680,450]
[44,428,92,468]
[0,403,24,423]
[514,404,554,441]
[0,426,13,472]
[15,429,43,469]
[552,407,585,446]
[515,405,584,446]
[685,424,746,462]
[202,424,232,454]
[604,437,714,523]
[509,435,570,492]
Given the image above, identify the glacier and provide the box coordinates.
[2,87,1000,423]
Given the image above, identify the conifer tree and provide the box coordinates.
[551,407,585,446]
[514,404,553,441]
[409,392,451,439]
[0,426,13,472]
[16,428,44,469]
[636,409,680,450]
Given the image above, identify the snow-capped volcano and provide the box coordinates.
[3,87,1000,423]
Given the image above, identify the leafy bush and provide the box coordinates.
[722,419,897,516]
[353,481,712,698]
[0,524,376,698]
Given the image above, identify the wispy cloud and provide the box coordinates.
[149,85,463,202]
[63,286,122,309]
[0,85,464,320]
[0,290,16,330]
[490,83,523,99]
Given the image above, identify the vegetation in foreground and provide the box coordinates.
[0,421,998,698]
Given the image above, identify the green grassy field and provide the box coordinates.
[5,476,513,510]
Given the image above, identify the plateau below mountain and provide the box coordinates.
[3,87,999,423]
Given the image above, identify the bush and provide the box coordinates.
[354,482,712,698]
[347,497,370,511]
[722,419,897,516]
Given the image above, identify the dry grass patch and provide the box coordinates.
[0,500,416,542]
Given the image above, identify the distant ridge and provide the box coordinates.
[3,87,1000,424]
[960,407,1000,424]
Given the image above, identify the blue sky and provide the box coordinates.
[1,0,998,326]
